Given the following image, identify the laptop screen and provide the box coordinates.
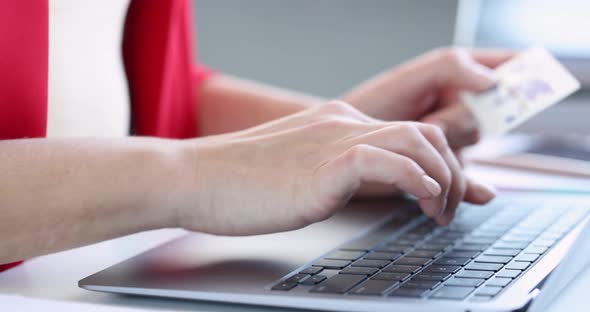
[455,0,590,88]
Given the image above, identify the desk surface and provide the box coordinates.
[0,229,302,312]
[1,165,589,312]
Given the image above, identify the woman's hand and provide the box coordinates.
[175,101,495,236]
[344,47,514,149]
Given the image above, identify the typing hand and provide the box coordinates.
[175,101,495,236]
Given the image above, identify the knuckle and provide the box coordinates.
[397,124,425,149]
[321,100,354,115]
[399,123,422,138]
[424,124,449,150]
[346,144,371,167]
[304,118,351,133]
[318,118,349,130]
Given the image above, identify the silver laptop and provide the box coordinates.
[79,192,590,311]
[80,1,590,311]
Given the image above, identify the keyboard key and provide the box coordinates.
[350,280,399,296]
[375,245,412,253]
[404,279,441,289]
[463,237,497,244]
[502,234,536,242]
[505,261,530,270]
[285,274,309,284]
[365,252,402,261]
[383,264,421,273]
[524,246,548,254]
[387,240,415,247]
[417,243,449,252]
[496,269,521,278]
[398,233,427,240]
[515,254,539,262]
[494,241,528,249]
[407,250,441,259]
[412,272,451,281]
[455,243,488,251]
[465,263,502,271]
[423,265,461,274]
[395,257,431,266]
[300,275,327,285]
[475,286,502,297]
[431,286,475,300]
[340,238,381,252]
[352,259,390,268]
[429,238,455,245]
[486,277,511,287]
[455,269,493,279]
[272,280,298,291]
[445,251,480,258]
[533,239,556,247]
[309,274,366,294]
[372,272,411,281]
[340,267,378,276]
[435,257,471,266]
[389,287,430,298]
[475,255,512,264]
[313,259,351,269]
[395,238,421,245]
[300,266,323,275]
[484,248,521,257]
[445,277,484,287]
[325,250,365,261]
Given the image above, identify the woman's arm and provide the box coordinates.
[0,138,189,263]
[197,75,322,136]
[0,102,494,263]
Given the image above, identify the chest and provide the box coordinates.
[46,0,131,138]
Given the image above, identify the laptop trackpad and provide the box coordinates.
[80,198,414,294]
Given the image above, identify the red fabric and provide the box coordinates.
[0,0,215,271]
[0,0,48,139]
[124,0,215,138]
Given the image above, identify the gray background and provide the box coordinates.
[193,0,590,135]
[194,0,458,97]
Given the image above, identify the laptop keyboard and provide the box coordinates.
[271,198,590,301]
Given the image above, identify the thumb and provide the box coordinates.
[463,61,498,92]
[427,48,498,92]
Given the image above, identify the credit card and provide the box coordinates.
[463,47,581,136]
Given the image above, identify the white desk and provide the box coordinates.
[0,229,301,311]
[1,164,589,311]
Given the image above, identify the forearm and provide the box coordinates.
[197,75,323,136]
[0,138,190,263]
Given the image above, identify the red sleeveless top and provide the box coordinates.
[0,0,214,271]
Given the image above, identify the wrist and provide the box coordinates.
[164,138,215,232]
[130,139,199,231]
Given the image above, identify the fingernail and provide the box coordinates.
[422,175,442,197]
[474,181,497,201]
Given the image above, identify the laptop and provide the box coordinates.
[79,192,590,311]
